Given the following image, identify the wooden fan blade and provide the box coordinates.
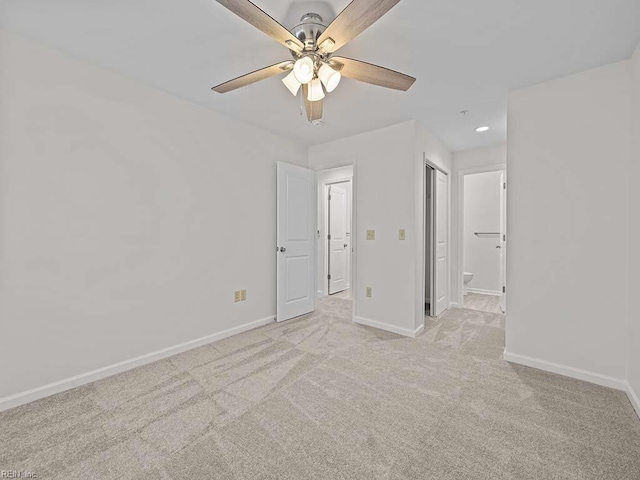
[302,84,323,121]
[215,0,304,52]
[316,0,401,53]
[330,56,415,91]
[212,61,293,93]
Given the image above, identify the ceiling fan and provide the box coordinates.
[211,0,416,123]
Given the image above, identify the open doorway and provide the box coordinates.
[424,161,449,318]
[458,168,506,314]
[317,166,353,300]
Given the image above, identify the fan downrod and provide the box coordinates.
[290,13,327,52]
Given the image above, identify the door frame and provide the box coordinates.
[315,164,357,320]
[327,182,350,295]
[422,155,450,319]
[424,165,435,317]
[456,164,507,308]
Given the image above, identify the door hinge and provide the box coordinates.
[503,234,506,241]
[328,274,331,280]
[503,182,507,190]
[328,194,332,200]
[327,234,331,240]
[503,286,506,293]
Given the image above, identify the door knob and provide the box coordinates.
[279,247,286,253]
[496,245,502,249]
[344,244,348,248]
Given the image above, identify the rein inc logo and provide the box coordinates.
[1,472,38,478]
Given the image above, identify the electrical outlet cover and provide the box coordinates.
[241,290,247,301]
[366,230,375,241]
[399,229,406,240]
[366,287,372,298]
[234,291,241,303]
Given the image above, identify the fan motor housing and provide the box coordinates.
[291,13,326,51]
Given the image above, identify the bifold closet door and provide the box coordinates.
[433,169,448,316]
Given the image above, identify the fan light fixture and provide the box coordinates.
[307,78,325,101]
[293,57,314,84]
[211,2,418,124]
[318,64,341,93]
[282,71,301,96]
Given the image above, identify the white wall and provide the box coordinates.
[506,60,631,385]
[628,42,640,412]
[451,145,506,304]
[454,145,507,172]
[463,171,502,294]
[0,32,307,404]
[309,121,451,336]
[415,124,453,174]
[309,122,416,335]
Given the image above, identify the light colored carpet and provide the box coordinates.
[464,292,503,314]
[330,288,352,300]
[1,296,639,479]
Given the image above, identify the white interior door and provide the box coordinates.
[434,169,448,316]
[328,184,348,295]
[277,162,315,322]
[499,172,507,313]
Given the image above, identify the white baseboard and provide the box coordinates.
[468,288,502,297]
[0,315,275,413]
[503,350,627,391]
[625,382,640,420]
[354,316,423,338]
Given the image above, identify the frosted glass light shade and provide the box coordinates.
[282,71,301,96]
[307,78,325,102]
[318,64,341,92]
[293,57,314,84]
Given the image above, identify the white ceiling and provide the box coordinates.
[1,0,639,152]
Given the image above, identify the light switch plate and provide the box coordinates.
[366,287,372,298]
[240,290,247,301]
[399,229,406,241]
[234,291,241,303]
[366,230,376,241]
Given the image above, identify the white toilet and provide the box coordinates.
[463,272,474,295]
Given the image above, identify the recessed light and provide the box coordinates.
[475,126,490,132]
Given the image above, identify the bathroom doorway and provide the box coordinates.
[458,167,506,314]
